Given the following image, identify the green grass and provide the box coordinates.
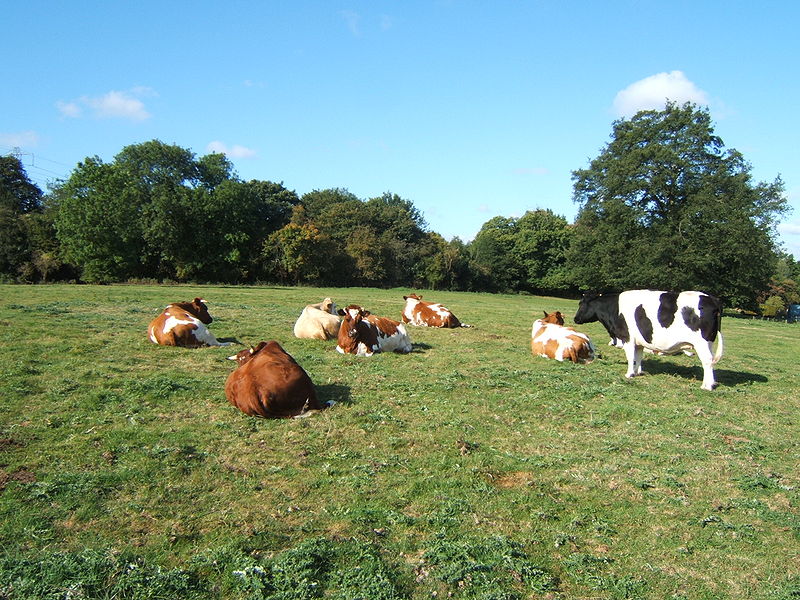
[1,283,799,599]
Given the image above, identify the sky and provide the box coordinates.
[3,1,799,258]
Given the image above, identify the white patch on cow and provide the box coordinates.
[376,322,412,353]
[531,320,594,362]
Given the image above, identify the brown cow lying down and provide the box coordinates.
[531,310,595,364]
[293,297,342,340]
[401,293,470,328]
[148,298,230,348]
[225,341,329,418]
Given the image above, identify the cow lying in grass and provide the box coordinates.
[293,297,342,340]
[148,298,230,348]
[225,341,329,418]
[531,310,595,364]
[401,294,469,328]
[336,305,412,356]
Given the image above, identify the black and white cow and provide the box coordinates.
[574,290,724,390]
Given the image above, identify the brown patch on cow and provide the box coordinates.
[541,311,565,325]
[225,340,322,418]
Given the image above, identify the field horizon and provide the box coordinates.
[1,283,798,599]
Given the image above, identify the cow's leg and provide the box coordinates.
[194,325,231,347]
[623,343,644,378]
[694,343,717,390]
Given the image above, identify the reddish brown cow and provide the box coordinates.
[401,293,468,328]
[148,298,230,348]
[225,341,326,418]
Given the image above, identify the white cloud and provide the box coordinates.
[341,10,361,36]
[206,141,257,159]
[56,88,154,121]
[0,130,40,148]
[612,71,710,118]
[56,100,82,118]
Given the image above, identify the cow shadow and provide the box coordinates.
[410,342,433,353]
[217,337,244,345]
[317,383,353,406]
[642,361,768,387]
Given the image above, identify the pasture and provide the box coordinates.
[1,284,798,599]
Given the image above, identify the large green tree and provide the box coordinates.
[568,102,789,308]
[0,156,44,279]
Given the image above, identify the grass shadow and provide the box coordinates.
[411,342,433,353]
[317,383,353,405]
[642,360,768,387]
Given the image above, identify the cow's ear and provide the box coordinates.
[362,310,371,317]
[337,308,346,316]
[543,311,549,317]
[194,297,203,305]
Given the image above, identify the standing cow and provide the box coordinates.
[225,341,326,418]
[336,305,412,356]
[293,297,342,340]
[401,294,469,328]
[531,310,595,364]
[148,298,230,348]
[574,290,724,390]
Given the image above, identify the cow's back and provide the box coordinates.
[148,309,203,347]
[294,306,341,340]
[225,342,321,418]
[367,315,413,353]
[531,320,594,364]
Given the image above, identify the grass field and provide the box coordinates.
[1,283,798,599]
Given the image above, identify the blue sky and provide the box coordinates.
[3,1,799,257]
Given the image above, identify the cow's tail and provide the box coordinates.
[459,322,473,328]
[712,331,724,364]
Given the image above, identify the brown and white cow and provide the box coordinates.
[225,341,327,418]
[293,297,342,340]
[401,293,469,328]
[531,310,595,364]
[148,298,230,348]
[336,305,412,356]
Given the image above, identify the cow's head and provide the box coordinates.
[228,341,268,365]
[337,305,369,338]
[542,311,565,325]
[574,293,601,325]
[403,294,422,301]
[190,298,213,324]
[320,297,338,315]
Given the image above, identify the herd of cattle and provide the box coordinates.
[147,289,725,418]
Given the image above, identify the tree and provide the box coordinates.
[512,209,572,292]
[469,216,520,292]
[0,156,44,279]
[568,102,789,308]
[52,157,146,282]
[0,155,42,213]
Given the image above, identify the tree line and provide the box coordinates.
[1,103,797,310]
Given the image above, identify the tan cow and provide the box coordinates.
[148,298,230,348]
[293,297,342,340]
[531,310,595,364]
[225,341,328,418]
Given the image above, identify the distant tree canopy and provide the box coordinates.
[567,102,789,309]
[1,122,793,310]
